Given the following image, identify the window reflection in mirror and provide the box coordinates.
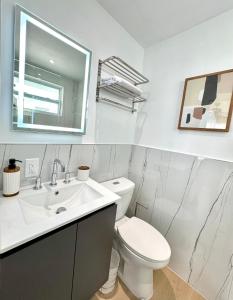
[13,6,91,134]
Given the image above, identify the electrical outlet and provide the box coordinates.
[25,158,40,178]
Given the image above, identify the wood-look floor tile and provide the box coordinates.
[154,268,205,300]
[91,267,205,300]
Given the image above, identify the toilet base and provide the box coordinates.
[118,256,154,300]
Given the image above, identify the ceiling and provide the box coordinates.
[97,0,233,47]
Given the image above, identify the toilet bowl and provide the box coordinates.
[115,216,170,299]
[102,178,171,300]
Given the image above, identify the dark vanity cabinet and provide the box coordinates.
[0,224,77,300]
[73,204,117,300]
[0,204,116,300]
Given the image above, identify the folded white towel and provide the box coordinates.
[101,75,142,96]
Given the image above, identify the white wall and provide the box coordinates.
[136,9,233,162]
[0,0,144,144]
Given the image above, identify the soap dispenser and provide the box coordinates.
[3,158,22,197]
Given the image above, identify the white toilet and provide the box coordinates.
[102,177,171,300]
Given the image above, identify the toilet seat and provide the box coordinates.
[117,217,171,263]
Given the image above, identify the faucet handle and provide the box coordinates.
[33,177,42,190]
[50,172,57,186]
[64,171,71,184]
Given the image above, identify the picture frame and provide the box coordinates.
[178,69,233,132]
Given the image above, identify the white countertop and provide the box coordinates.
[0,178,119,254]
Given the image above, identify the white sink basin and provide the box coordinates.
[19,179,103,224]
[46,183,102,210]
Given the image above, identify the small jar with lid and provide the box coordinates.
[77,165,90,181]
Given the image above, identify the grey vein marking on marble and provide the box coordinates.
[0,144,7,171]
[128,144,133,169]
[215,253,233,300]
[66,144,73,171]
[165,157,197,237]
[90,145,96,170]
[194,180,232,285]
[132,147,149,216]
[149,177,159,223]
[163,151,172,196]
[149,150,170,224]
[39,144,47,177]
[188,171,233,283]
[155,151,170,197]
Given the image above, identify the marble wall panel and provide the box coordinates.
[0,144,132,189]
[128,145,233,300]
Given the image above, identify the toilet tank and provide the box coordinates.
[101,177,135,221]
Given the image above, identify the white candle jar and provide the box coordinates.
[77,166,90,181]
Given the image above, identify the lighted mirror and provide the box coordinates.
[13,6,91,134]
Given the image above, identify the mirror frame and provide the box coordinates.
[12,5,92,135]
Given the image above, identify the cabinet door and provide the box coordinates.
[0,223,77,300]
[72,204,117,300]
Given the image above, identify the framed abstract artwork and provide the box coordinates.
[178,69,233,132]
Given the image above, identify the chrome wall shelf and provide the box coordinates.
[96,56,149,113]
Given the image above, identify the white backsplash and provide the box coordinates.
[128,145,233,300]
[0,144,132,189]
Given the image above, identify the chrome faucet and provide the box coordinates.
[33,176,42,190]
[50,159,65,186]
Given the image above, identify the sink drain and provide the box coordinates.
[56,207,67,214]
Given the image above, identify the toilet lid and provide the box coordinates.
[117,217,171,262]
